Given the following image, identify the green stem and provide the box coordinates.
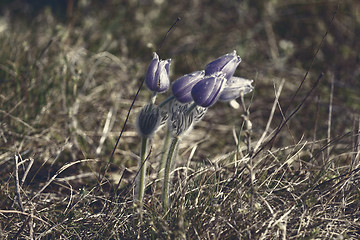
[150,92,157,105]
[158,95,175,108]
[236,121,245,165]
[162,137,179,212]
[185,102,197,115]
[157,127,171,184]
[137,136,148,204]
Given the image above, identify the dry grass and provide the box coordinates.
[1,0,359,239]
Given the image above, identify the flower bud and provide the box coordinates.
[136,104,161,137]
[168,100,207,136]
[191,72,226,108]
[219,77,254,101]
[168,101,193,136]
[171,70,205,103]
[145,52,171,93]
[205,50,241,80]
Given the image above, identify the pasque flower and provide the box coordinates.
[205,50,241,80]
[136,104,161,137]
[171,70,205,103]
[191,72,227,107]
[219,77,254,101]
[145,52,171,93]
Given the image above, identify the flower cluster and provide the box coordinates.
[138,50,253,137]
[171,50,253,108]
[135,50,254,210]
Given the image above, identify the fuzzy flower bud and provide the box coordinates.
[136,104,161,137]
[205,50,241,80]
[219,77,254,101]
[145,52,171,93]
[168,100,207,136]
[171,70,205,103]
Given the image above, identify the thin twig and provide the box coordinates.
[157,17,181,51]
[327,74,334,161]
[283,5,338,117]
[29,159,99,202]
[13,215,30,240]
[0,210,51,226]
[310,95,320,156]
[253,73,324,159]
[20,158,34,187]
[96,92,122,155]
[0,110,35,131]
[14,155,24,212]
[29,207,34,240]
[102,77,145,187]
[253,4,339,157]
[351,116,360,170]
[253,79,285,153]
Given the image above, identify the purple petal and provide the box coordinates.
[172,71,205,103]
[191,73,226,107]
[219,77,254,101]
[145,53,159,91]
[205,50,241,80]
[145,52,171,93]
[154,59,171,92]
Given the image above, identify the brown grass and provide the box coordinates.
[0,0,359,239]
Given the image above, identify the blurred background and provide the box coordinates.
[0,0,359,186]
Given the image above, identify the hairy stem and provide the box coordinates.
[162,137,179,212]
[158,128,171,185]
[158,95,175,108]
[136,136,148,204]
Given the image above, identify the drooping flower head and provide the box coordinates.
[145,52,171,93]
[219,77,254,101]
[205,50,241,80]
[171,70,205,103]
[191,72,227,108]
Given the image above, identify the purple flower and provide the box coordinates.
[219,77,254,101]
[205,50,241,80]
[171,70,205,103]
[145,52,171,93]
[191,72,227,107]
